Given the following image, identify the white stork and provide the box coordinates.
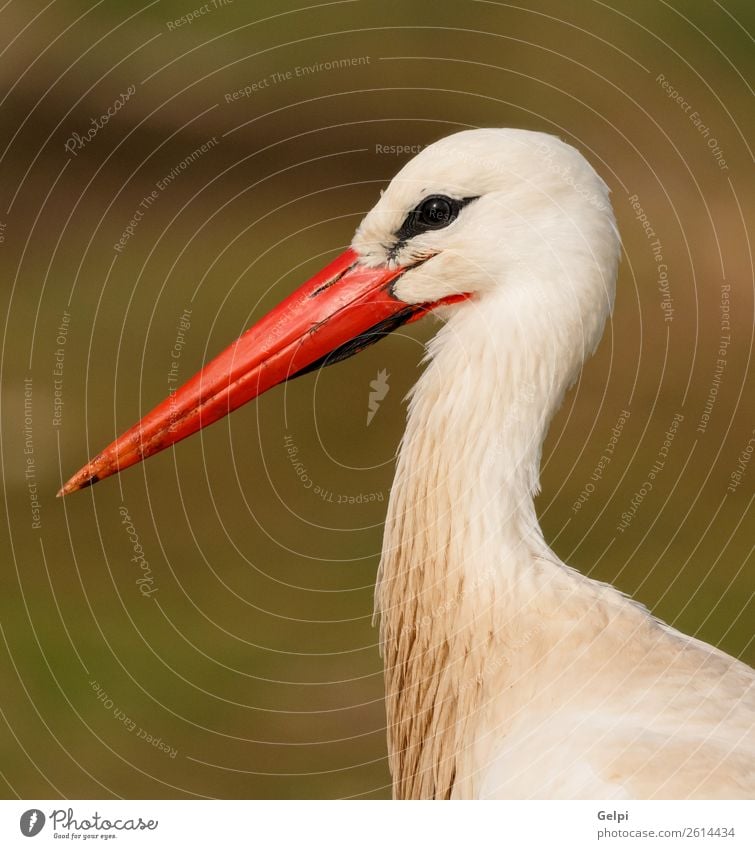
[60,129,754,799]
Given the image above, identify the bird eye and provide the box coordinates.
[394,194,478,243]
[417,196,454,229]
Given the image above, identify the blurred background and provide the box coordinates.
[0,0,752,799]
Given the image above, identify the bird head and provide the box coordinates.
[59,128,619,496]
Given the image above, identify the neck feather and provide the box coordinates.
[375,289,599,798]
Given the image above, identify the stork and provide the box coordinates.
[60,129,754,799]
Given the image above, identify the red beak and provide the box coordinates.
[58,248,468,496]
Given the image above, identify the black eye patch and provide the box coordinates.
[395,194,478,242]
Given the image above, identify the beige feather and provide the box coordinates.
[354,129,754,799]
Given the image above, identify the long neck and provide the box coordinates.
[375,289,594,798]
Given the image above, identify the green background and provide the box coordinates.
[0,0,752,799]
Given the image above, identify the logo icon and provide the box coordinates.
[367,369,390,426]
[20,809,45,837]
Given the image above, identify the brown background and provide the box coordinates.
[0,0,752,798]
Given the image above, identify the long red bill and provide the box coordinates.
[58,248,468,496]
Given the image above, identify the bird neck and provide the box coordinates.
[375,290,591,798]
